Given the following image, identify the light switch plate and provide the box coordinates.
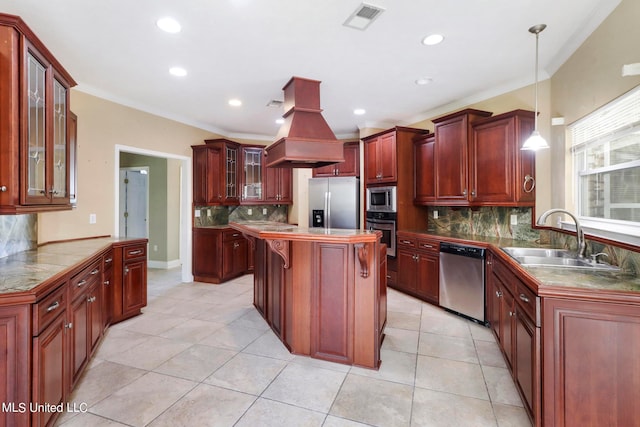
[510,214,518,225]
[89,214,97,224]
[248,208,252,215]
[433,210,439,219]
[263,208,268,215]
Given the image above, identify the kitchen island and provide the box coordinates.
[230,221,386,369]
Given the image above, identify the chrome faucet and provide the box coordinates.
[536,208,586,258]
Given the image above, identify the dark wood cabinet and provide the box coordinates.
[413,133,436,204]
[192,227,250,284]
[191,139,239,206]
[470,110,536,206]
[0,14,76,214]
[542,295,640,427]
[240,146,264,204]
[432,109,493,205]
[102,250,114,329]
[264,162,292,204]
[1,304,30,427]
[486,252,540,425]
[364,131,398,184]
[395,233,439,305]
[313,141,360,177]
[112,241,148,323]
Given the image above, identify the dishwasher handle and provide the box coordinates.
[439,242,486,259]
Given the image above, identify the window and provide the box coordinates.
[570,84,640,237]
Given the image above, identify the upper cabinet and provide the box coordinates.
[313,141,360,178]
[432,109,493,205]
[0,14,77,214]
[191,139,240,206]
[364,131,397,185]
[415,108,536,207]
[241,146,264,203]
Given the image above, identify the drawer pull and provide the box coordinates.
[90,268,100,275]
[105,257,113,263]
[129,249,143,256]
[232,233,240,237]
[496,291,503,298]
[65,322,73,330]
[46,301,60,312]
[421,244,433,249]
[104,280,110,285]
[519,294,530,303]
[77,279,87,287]
[400,240,412,245]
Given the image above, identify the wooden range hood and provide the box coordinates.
[265,77,345,168]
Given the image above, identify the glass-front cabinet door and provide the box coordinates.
[22,46,71,206]
[224,144,239,203]
[26,50,47,202]
[242,147,263,202]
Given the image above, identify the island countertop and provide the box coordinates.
[229,221,381,243]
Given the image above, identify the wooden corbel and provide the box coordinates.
[267,239,290,269]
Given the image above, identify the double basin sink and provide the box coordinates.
[502,247,620,272]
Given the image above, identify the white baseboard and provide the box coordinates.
[148,259,182,270]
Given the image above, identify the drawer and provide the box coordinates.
[514,280,539,325]
[124,244,147,260]
[416,237,439,253]
[103,250,114,271]
[396,235,417,249]
[223,229,244,242]
[70,259,101,301]
[33,283,67,336]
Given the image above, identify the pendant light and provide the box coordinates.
[521,24,549,151]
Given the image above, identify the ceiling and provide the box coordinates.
[0,0,620,140]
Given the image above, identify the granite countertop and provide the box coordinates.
[405,229,640,294]
[0,237,141,296]
[230,221,381,243]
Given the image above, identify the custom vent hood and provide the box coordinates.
[265,77,345,168]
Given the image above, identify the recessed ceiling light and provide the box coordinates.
[415,77,433,85]
[354,108,366,115]
[275,118,285,124]
[169,67,187,77]
[422,34,444,46]
[156,17,181,34]
[228,99,242,107]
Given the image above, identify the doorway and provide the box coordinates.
[119,167,149,239]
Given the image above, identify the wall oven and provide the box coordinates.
[366,186,397,213]
[366,212,396,257]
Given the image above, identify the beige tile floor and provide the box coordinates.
[56,267,532,427]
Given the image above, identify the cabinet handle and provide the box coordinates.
[421,244,433,249]
[105,257,113,263]
[471,189,476,197]
[233,242,240,249]
[46,301,60,312]
[523,175,536,193]
[400,240,412,245]
[65,322,73,329]
[0,185,6,192]
[462,189,467,196]
[124,266,129,275]
[129,249,143,256]
[386,275,391,279]
[496,290,503,298]
[509,311,514,317]
[487,260,492,265]
[90,268,100,275]
[77,279,87,287]
[104,280,110,285]
[232,233,240,237]
[519,294,530,303]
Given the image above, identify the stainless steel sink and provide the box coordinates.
[502,247,572,258]
[502,247,620,271]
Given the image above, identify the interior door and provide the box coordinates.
[119,168,149,238]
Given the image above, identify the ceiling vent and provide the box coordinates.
[343,3,385,30]
[266,99,284,108]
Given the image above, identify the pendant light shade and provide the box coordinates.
[521,24,549,151]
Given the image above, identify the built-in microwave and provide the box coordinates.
[366,186,397,213]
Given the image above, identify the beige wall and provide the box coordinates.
[38,91,218,244]
[550,0,640,211]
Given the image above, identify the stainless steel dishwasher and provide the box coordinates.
[439,242,486,324]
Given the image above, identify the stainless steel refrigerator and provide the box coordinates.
[308,177,360,229]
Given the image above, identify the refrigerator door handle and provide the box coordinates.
[326,191,331,228]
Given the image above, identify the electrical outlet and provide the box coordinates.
[248,208,252,215]
[433,210,438,219]
[194,210,201,218]
[510,214,518,225]
[89,214,97,224]
[263,208,268,215]
[207,209,212,217]
[153,245,158,252]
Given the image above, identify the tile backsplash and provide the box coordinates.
[0,214,37,258]
[194,205,288,227]
[426,206,540,241]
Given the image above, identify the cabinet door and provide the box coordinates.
[416,252,439,304]
[102,266,113,329]
[543,298,640,427]
[470,116,514,203]
[1,305,30,427]
[193,147,222,205]
[123,259,147,316]
[51,76,69,204]
[267,249,285,339]
[223,144,239,204]
[264,166,292,203]
[192,228,221,282]
[377,132,397,183]
[277,168,292,203]
[312,163,337,177]
[70,295,89,388]
[32,313,67,427]
[89,285,103,356]
[222,238,247,279]
[500,285,514,369]
[241,147,263,203]
[364,139,379,184]
[396,249,417,294]
[337,142,360,177]
[414,134,435,203]
[253,240,267,316]
[435,117,468,203]
[514,308,537,420]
